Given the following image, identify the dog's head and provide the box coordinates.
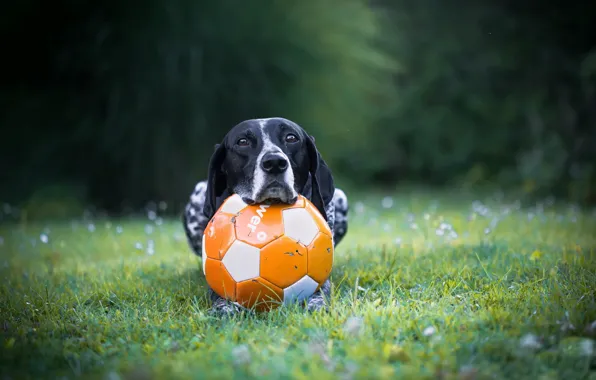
[203,117,335,220]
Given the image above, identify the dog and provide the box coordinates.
[182,117,349,315]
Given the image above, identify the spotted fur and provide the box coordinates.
[182,117,349,316]
[183,179,348,315]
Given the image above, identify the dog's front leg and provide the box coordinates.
[208,288,247,316]
[305,279,332,312]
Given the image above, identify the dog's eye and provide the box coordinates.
[285,134,298,143]
[237,138,249,147]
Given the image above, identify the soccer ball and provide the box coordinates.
[201,194,334,311]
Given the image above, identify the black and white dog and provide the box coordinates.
[182,117,349,315]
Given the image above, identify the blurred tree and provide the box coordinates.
[359,0,596,202]
[2,0,596,216]
[1,0,398,213]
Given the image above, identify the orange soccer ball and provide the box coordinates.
[201,194,334,311]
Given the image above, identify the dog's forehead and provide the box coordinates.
[260,117,303,137]
[227,117,303,141]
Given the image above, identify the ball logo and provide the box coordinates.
[247,204,270,242]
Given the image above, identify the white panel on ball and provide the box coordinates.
[282,208,319,246]
[219,194,248,215]
[283,275,319,305]
[222,240,260,282]
[201,234,207,274]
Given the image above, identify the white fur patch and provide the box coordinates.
[251,118,297,202]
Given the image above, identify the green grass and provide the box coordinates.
[1,189,596,380]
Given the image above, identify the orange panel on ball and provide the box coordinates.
[260,236,308,288]
[289,195,306,209]
[204,257,237,301]
[204,213,237,260]
[234,204,285,248]
[306,232,334,284]
[236,277,283,311]
[304,201,333,237]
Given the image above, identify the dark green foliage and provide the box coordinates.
[1,0,397,212]
[356,0,596,200]
[1,0,596,213]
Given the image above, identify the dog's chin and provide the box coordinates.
[243,184,298,206]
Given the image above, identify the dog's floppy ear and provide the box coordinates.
[203,143,227,219]
[305,135,335,220]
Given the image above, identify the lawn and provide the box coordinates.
[1,189,595,380]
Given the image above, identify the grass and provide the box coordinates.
[1,188,596,380]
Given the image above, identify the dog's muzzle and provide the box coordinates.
[249,152,297,204]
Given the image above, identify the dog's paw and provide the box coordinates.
[208,297,247,317]
[306,296,329,313]
[306,280,332,313]
[306,290,331,313]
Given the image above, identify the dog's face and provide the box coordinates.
[221,118,309,205]
[204,117,335,220]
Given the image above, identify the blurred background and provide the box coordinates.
[2,0,596,219]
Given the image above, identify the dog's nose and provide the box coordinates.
[261,153,289,174]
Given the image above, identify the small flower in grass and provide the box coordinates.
[116,226,123,234]
[135,242,143,250]
[343,316,364,337]
[159,201,167,211]
[232,344,251,366]
[483,228,491,235]
[440,222,451,230]
[146,240,155,255]
[580,339,594,356]
[147,210,157,221]
[381,196,393,209]
[436,228,444,236]
[155,217,163,226]
[423,326,436,337]
[40,234,49,244]
[88,223,96,232]
[354,202,365,214]
[144,225,153,235]
[519,333,542,351]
